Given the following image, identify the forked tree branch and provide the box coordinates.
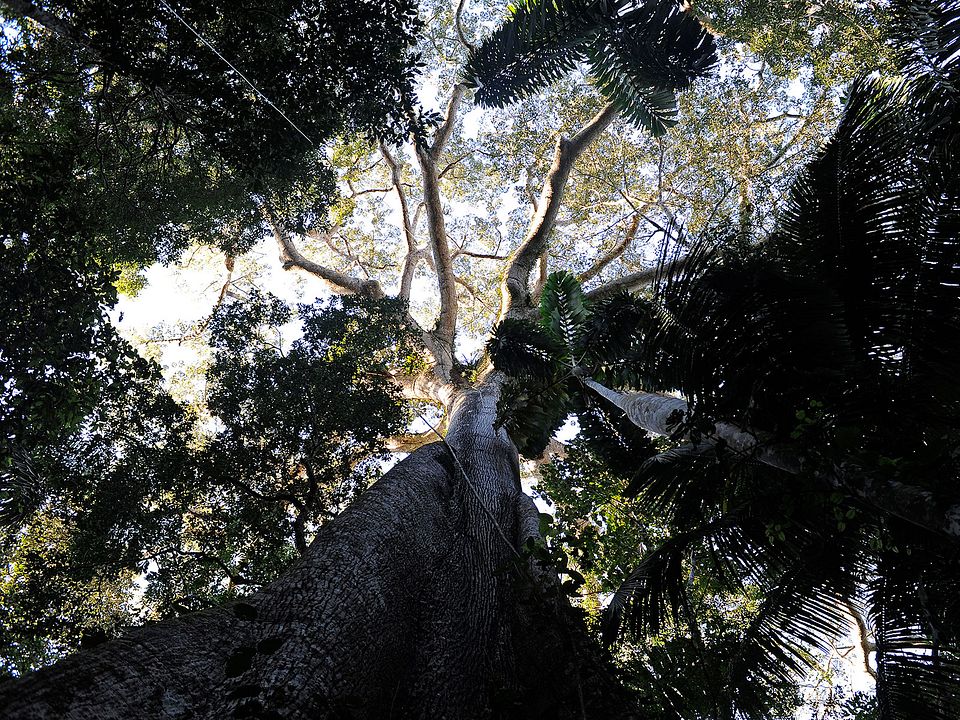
[400,82,469,379]
[432,84,467,160]
[385,431,436,453]
[500,103,618,320]
[263,205,385,299]
[390,370,459,406]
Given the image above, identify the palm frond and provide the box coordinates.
[577,396,656,474]
[586,0,717,135]
[893,0,960,85]
[465,0,716,135]
[488,317,565,380]
[871,548,960,720]
[602,512,742,646]
[540,270,590,356]
[578,289,647,374]
[463,0,615,107]
[622,442,719,508]
[496,377,575,457]
[724,530,863,719]
[0,447,44,530]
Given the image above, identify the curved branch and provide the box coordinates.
[432,84,466,160]
[844,600,877,681]
[263,205,385,299]
[584,255,687,301]
[385,426,449,453]
[499,103,618,320]
[454,0,476,52]
[578,213,641,285]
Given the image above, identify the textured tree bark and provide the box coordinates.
[0,379,638,719]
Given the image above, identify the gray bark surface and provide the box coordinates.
[0,384,637,719]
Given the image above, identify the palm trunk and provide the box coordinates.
[0,377,637,719]
[582,377,960,540]
[581,378,800,473]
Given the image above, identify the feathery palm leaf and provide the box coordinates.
[488,317,564,380]
[723,528,864,719]
[462,0,616,107]
[465,0,717,134]
[870,542,960,720]
[586,0,717,135]
[601,512,742,645]
[0,448,44,530]
[539,270,590,357]
[588,6,960,716]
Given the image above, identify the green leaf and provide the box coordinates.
[488,318,564,379]
[539,271,590,356]
[463,0,615,107]
[585,1,716,135]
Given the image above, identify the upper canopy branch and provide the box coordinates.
[585,255,688,301]
[266,204,451,385]
[431,84,466,160]
[415,145,457,378]
[499,103,618,321]
[380,142,422,302]
[577,213,642,285]
[454,0,476,53]
[263,205,385,299]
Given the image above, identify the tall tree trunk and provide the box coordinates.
[0,378,637,719]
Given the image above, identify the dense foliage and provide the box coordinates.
[0,0,424,672]
[0,0,422,469]
[491,2,960,716]
[5,0,956,718]
[0,292,411,674]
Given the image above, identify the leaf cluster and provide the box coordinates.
[0,293,411,675]
[463,0,718,135]
[497,2,960,717]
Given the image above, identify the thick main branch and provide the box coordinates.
[264,206,385,299]
[500,103,618,320]
[578,214,642,285]
[415,145,457,377]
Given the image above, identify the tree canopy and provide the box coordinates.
[3,0,959,718]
